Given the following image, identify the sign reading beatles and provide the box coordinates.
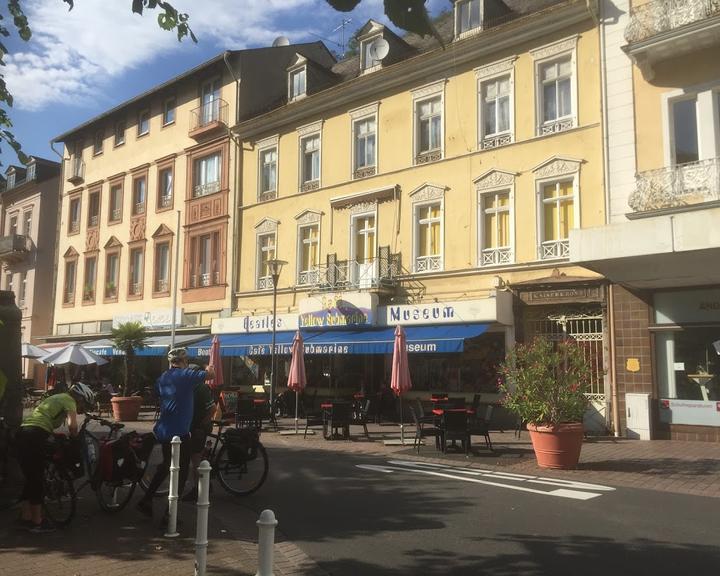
[212,313,299,335]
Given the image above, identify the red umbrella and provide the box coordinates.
[206,335,224,389]
[287,331,307,434]
[391,325,412,444]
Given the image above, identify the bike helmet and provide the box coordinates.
[168,347,189,365]
[69,382,96,407]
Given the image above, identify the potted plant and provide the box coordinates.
[105,281,117,298]
[109,321,148,421]
[82,284,94,301]
[499,336,591,469]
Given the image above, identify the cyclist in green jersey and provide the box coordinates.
[16,382,95,533]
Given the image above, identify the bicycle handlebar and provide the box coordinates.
[83,413,125,431]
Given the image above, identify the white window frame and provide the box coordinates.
[476,57,516,150]
[454,0,482,39]
[477,185,515,268]
[297,121,322,192]
[93,130,104,156]
[114,120,126,147]
[349,208,377,264]
[193,152,221,197]
[411,80,446,165]
[350,103,379,179]
[296,221,320,286]
[257,135,279,202]
[22,210,32,237]
[533,163,580,261]
[531,36,578,136]
[19,271,27,305]
[26,162,36,181]
[289,67,307,102]
[8,213,18,236]
[162,97,176,126]
[409,183,445,274]
[137,109,150,136]
[360,34,383,73]
[256,231,277,291]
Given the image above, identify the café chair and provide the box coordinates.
[327,402,352,440]
[440,411,471,455]
[448,396,467,409]
[303,395,326,438]
[236,397,259,429]
[469,404,494,451]
[409,405,441,453]
[351,399,371,438]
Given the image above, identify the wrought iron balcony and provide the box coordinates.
[193,180,221,198]
[155,279,169,293]
[159,195,172,208]
[189,99,229,139]
[307,247,401,292]
[66,157,84,184]
[190,271,220,288]
[625,0,720,44]
[0,234,31,263]
[628,157,720,213]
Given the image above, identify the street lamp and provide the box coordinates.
[267,258,286,424]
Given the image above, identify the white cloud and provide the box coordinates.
[4,0,445,111]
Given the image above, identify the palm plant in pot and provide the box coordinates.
[499,336,591,469]
[110,321,148,421]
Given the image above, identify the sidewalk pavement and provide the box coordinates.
[2,413,719,576]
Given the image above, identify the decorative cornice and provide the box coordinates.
[358,20,385,40]
[330,184,396,209]
[349,102,380,120]
[530,35,579,61]
[297,120,323,137]
[256,134,279,149]
[104,236,123,249]
[411,79,446,100]
[295,209,322,224]
[287,53,307,71]
[255,218,279,234]
[151,223,174,238]
[532,156,583,178]
[130,162,151,174]
[474,169,517,190]
[349,201,377,215]
[475,56,517,80]
[63,246,79,258]
[409,183,447,202]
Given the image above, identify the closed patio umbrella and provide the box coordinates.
[41,343,108,366]
[22,343,49,359]
[391,325,412,444]
[205,335,224,418]
[287,331,307,434]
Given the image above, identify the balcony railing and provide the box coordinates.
[307,247,401,292]
[539,118,574,136]
[625,0,720,44]
[481,133,512,150]
[258,190,277,203]
[193,180,221,198]
[159,195,172,208]
[66,157,85,184]
[69,221,80,234]
[190,271,219,288]
[540,239,570,260]
[414,255,443,273]
[628,157,720,213]
[111,208,121,222]
[0,234,31,263]
[480,247,513,267]
[88,214,99,228]
[155,279,169,293]
[134,203,146,215]
[189,99,229,137]
[129,282,143,296]
[297,267,321,286]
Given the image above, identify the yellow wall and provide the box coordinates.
[236,23,604,315]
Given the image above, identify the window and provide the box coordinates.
[163,97,176,126]
[128,247,144,297]
[6,171,15,189]
[8,214,17,236]
[4,272,12,292]
[256,232,276,290]
[105,252,119,300]
[289,68,306,100]
[415,95,443,163]
[480,74,512,148]
[189,232,220,288]
[154,241,171,293]
[297,224,319,285]
[540,180,574,260]
[200,78,221,124]
[132,176,147,215]
[671,98,699,165]
[259,146,278,201]
[83,256,96,303]
[300,134,320,191]
[456,0,481,36]
[93,130,103,155]
[18,272,27,305]
[22,211,32,236]
[114,120,126,146]
[68,197,81,234]
[88,191,100,228]
[353,116,376,177]
[414,203,442,272]
[479,190,512,266]
[157,167,173,209]
[63,259,76,305]
[352,214,376,263]
[109,183,123,223]
[26,163,36,181]
[361,37,382,71]
[193,153,221,197]
[137,109,150,136]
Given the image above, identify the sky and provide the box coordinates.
[3,0,449,167]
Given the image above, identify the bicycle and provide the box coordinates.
[139,419,268,497]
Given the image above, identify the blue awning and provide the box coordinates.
[188,324,489,357]
[83,334,207,357]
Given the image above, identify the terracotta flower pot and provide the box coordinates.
[527,422,584,470]
[111,395,143,422]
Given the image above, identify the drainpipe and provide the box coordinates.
[48,139,65,337]
[608,283,621,437]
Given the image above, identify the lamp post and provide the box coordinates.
[267,259,286,422]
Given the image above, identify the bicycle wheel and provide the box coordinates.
[216,442,268,496]
[138,443,169,497]
[42,462,76,526]
[96,478,137,513]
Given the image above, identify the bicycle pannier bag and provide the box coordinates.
[224,428,258,464]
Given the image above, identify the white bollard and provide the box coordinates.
[194,459,212,576]
[255,509,278,576]
[164,435,181,538]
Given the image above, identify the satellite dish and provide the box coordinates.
[272,36,290,47]
[369,37,390,61]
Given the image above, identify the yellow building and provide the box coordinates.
[49,44,334,370]
[203,0,609,427]
[571,0,720,441]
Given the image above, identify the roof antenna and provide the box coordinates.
[332,18,352,56]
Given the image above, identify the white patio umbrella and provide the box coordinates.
[22,343,49,359]
[41,343,109,366]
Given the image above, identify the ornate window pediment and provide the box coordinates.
[294,209,322,225]
[104,236,123,249]
[532,156,583,179]
[474,169,517,190]
[409,182,447,202]
[63,246,79,259]
[255,218,279,234]
[151,224,174,238]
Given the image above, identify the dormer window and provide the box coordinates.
[6,170,15,189]
[26,163,36,181]
[456,0,481,37]
[361,36,382,72]
[289,67,306,101]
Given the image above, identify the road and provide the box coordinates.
[235,445,720,575]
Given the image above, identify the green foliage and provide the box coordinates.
[499,336,591,427]
[110,321,148,396]
[0,1,196,167]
